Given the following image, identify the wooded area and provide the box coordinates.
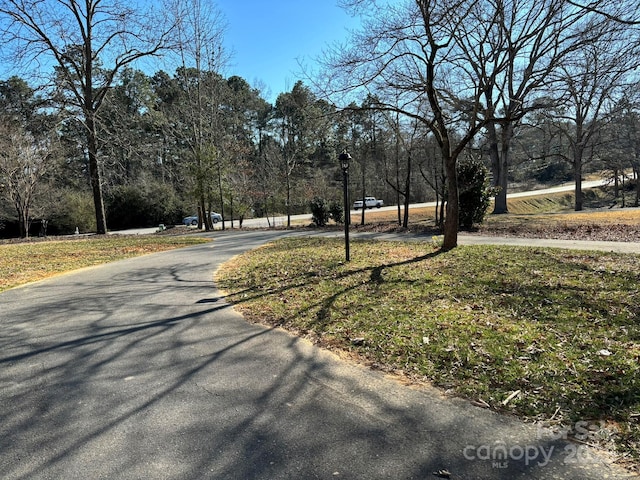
[0,0,639,247]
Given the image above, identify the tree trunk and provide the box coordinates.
[86,115,107,234]
[488,121,512,215]
[286,170,291,228]
[574,153,583,211]
[84,19,107,235]
[432,160,441,226]
[361,159,366,226]
[498,123,513,211]
[218,160,225,231]
[487,122,507,214]
[403,151,411,228]
[19,204,28,238]
[434,186,440,225]
[395,145,401,225]
[402,195,410,228]
[442,155,458,250]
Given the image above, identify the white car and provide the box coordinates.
[353,197,384,210]
[182,212,223,226]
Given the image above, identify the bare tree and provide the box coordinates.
[382,109,421,229]
[168,0,228,231]
[465,0,638,213]
[0,122,54,238]
[323,0,495,249]
[466,0,592,214]
[0,0,177,233]
[550,23,639,210]
[339,100,378,227]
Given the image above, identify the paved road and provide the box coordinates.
[1,230,637,479]
[311,229,640,254]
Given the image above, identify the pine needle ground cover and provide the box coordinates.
[216,237,640,465]
[0,236,210,292]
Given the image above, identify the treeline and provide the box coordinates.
[1,0,640,242]
[0,72,424,237]
[2,62,640,238]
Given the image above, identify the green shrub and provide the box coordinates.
[310,196,330,227]
[106,186,145,230]
[48,189,96,234]
[106,182,181,230]
[144,182,182,225]
[329,200,344,224]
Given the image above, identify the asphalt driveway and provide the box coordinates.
[0,230,637,479]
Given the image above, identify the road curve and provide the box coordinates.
[0,229,636,480]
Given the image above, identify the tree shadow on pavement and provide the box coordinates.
[0,250,633,480]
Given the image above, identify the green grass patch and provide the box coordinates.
[504,188,612,214]
[216,237,640,463]
[505,192,576,214]
[0,235,210,292]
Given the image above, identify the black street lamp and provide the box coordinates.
[339,149,351,262]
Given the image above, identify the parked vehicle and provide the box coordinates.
[353,197,384,210]
[182,212,223,226]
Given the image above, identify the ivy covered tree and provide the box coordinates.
[457,157,492,230]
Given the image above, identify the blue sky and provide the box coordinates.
[0,1,359,104]
[216,0,360,102]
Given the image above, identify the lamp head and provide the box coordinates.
[339,150,352,171]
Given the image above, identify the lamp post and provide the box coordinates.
[339,149,351,262]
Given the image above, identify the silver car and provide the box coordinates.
[182,212,223,226]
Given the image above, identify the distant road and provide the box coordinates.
[505,179,606,198]
[110,179,609,235]
[401,178,607,209]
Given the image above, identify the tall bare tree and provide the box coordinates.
[0,0,177,233]
[168,0,227,231]
[381,109,421,229]
[481,0,639,214]
[468,0,592,214]
[550,21,639,210]
[323,0,495,249]
[0,121,54,238]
